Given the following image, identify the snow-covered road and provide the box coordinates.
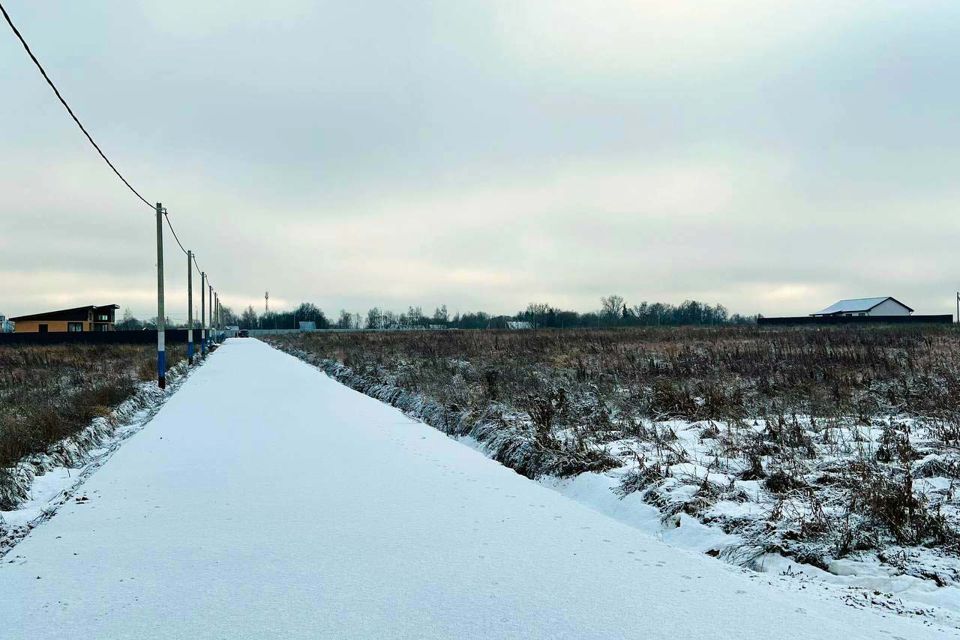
[0,339,949,639]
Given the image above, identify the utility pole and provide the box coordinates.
[209,285,214,342]
[156,203,166,389]
[187,250,194,364]
[956,291,959,324]
[200,272,206,356]
[265,291,269,314]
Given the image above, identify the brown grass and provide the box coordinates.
[266,325,960,425]
[0,344,184,471]
[266,326,960,562]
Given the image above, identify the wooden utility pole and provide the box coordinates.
[200,271,207,358]
[156,203,166,389]
[187,250,194,364]
[200,272,206,356]
[209,285,214,341]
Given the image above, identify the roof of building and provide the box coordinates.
[813,297,913,316]
[9,305,119,322]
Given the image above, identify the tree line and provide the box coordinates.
[115,296,754,331]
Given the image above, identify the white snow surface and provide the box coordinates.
[0,339,950,639]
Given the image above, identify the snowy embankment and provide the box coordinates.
[0,338,948,639]
[275,344,960,632]
[0,361,191,557]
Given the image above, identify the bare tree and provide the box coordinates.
[525,302,550,328]
[600,295,625,325]
[241,305,259,329]
[367,307,382,330]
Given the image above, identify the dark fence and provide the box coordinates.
[757,315,953,327]
[0,329,208,346]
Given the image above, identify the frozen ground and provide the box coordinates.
[0,339,950,638]
[1,362,190,555]
[270,338,960,628]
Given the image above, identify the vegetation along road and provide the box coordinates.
[0,338,948,638]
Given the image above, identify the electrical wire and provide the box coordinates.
[162,209,190,256]
[1,2,225,313]
[0,2,153,210]
[192,253,207,281]
[167,211,221,312]
[193,254,214,292]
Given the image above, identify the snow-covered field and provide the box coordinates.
[269,333,960,632]
[0,338,949,638]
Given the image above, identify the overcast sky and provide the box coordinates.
[2,1,959,321]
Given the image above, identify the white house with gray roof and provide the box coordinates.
[812,297,913,318]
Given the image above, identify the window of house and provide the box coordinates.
[97,314,109,321]
[68,322,83,332]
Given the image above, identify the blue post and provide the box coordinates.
[187,250,194,365]
[156,203,166,389]
[200,271,207,357]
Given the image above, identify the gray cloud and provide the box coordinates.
[2,1,959,320]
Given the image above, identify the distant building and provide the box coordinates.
[812,297,913,318]
[0,315,13,333]
[507,321,533,330]
[298,321,317,332]
[9,305,119,333]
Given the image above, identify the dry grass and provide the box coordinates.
[266,326,960,574]
[267,325,960,425]
[0,344,183,471]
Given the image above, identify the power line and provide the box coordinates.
[0,3,212,287]
[0,2,153,210]
[162,210,189,256]
[167,211,219,307]
[3,2,228,377]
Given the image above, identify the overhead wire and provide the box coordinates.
[0,2,153,210]
[2,2,225,315]
[162,209,189,256]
